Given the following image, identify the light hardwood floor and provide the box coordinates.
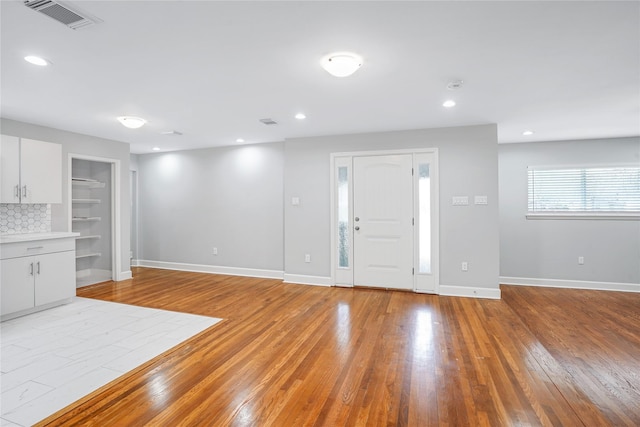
[37,267,639,426]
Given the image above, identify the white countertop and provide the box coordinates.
[0,232,80,244]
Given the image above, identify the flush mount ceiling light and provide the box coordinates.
[24,55,49,66]
[236,138,245,143]
[152,147,161,151]
[522,130,535,136]
[443,100,456,108]
[117,116,146,129]
[321,52,362,77]
[295,113,306,120]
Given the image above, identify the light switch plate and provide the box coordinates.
[475,196,488,205]
[452,196,469,206]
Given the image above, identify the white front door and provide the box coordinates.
[353,154,414,289]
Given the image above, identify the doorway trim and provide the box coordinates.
[67,153,122,283]
[329,148,440,293]
[130,169,139,266]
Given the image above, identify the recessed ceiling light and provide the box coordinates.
[236,138,245,143]
[522,130,534,136]
[443,100,456,108]
[117,116,146,129]
[24,55,49,66]
[321,52,362,77]
[152,147,161,151]
[295,113,306,120]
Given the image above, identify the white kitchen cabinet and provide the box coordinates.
[0,256,34,314]
[0,135,62,204]
[0,134,20,203]
[1,234,76,320]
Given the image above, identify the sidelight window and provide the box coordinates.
[418,163,431,273]
[337,166,350,268]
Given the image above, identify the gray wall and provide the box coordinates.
[130,154,139,171]
[135,124,499,292]
[1,118,131,278]
[499,137,640,284]
[284,124,500,291]
[136,143,284,271]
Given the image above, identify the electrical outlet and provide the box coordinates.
[578,256,584,265]
[213,247,218,255]
[461,262,468,271]
[305,254,311,263]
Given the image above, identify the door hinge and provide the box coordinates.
[412,168,414,176]
[412,217,415,226]
[412,268,415,275]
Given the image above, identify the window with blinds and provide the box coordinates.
[527,165,640,216]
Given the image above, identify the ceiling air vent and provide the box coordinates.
[24,0,102,30]
[259,118,278,125]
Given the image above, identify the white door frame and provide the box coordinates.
[130,169,139,266]
[330,148,439,293]
[67,153,122,283]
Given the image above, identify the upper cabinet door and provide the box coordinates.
[20,138,62,204]
[0,135,21,203]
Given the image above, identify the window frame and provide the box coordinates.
[526,163,640,220]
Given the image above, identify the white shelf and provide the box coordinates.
[72,178,105,189]
[72,217,101,222]
[75,235,101,241]
[76,252,101,259]
[72,199,101,204]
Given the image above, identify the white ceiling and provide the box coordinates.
[1,1,638,154]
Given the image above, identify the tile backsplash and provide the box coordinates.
[0,204,51,235]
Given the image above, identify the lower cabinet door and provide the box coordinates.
[1,257,35,315]
[35,251,76,306]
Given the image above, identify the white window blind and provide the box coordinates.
[527,166,640,216]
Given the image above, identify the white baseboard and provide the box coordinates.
[76,268,115,287]
[117,270,133,281]
[1,298,73,322]
[439,285,501,299]
[131,259,141,267]
[283,274,332,287]
[136,260,284,280]
[500,276,640,293]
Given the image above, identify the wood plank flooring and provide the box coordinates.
[36,268,639,426]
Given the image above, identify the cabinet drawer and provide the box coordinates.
[1,238,75,260]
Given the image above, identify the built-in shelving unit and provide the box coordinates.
[71,161,113,287]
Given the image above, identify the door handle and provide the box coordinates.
[15,185,20,199]
[29,262,34,276]
[355,226,360,231]
[36,261,41,275]
[22,185,27,198]
[355,217,360,222]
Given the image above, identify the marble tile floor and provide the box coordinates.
[0,297,222,426]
